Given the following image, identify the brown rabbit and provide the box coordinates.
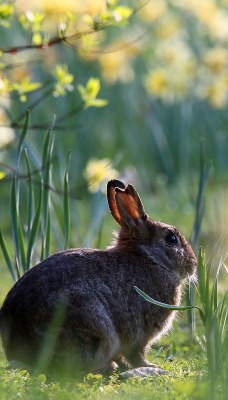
[0,180,197,377]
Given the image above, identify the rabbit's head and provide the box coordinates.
[107,180,197,280]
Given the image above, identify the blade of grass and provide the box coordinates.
[24,148,34,238]
[16,110,30,168]
[190,139,211,250]
[50,197,66,249]
[219,291,228,339]
[216,291,228,363]
[187,278,196,336]
[0,231,17,282]
[45,212,51,257]
[197,247,206,305]
[210,258,224,313]
[188,141,211,336]
[211,274,218,314]
[26,187,42,270]
[10,112,30,277]
[41,130,51,260]
[134,286,206,326]
[197,247,211,315]
[10,175,21,276]
[63,151,71,249]
[10,174,26,274]
[165,341,176,361]
[41,127,55,259]
[17,218,26,272]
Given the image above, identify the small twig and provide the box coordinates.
[0,27,98,55]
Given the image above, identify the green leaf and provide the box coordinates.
[9,114,30,277]
[190,140,211,250]
[44,212,51,257]
[113,6,132,22]
[86,98,108,108]
[106,0,118,8]
[78,78,108,109]
[0,230,16,282]
[41,128,54,259]
[16,110,30,167]
[17,219,26,273]
[10,175,26,274]
[53,64,74,97]
[134,286,206,326]
[24,148,34,238]
[63,152,71,249]
[165,341,176,361]
[26,188,42,270]
[77,84,86,99]
[10,175,20,276]
[197,247,207,309]
[0,3,14,20]
[86,78,100,98]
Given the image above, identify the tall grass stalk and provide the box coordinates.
[41,128,54,260]
[0,114,73,280]
[63,152,71,249]
[187,140,211,335]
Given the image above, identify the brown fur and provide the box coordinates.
[0,180,197,378]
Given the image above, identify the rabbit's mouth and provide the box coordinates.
[183,257,197,280]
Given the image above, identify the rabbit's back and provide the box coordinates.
[1,247,180,320]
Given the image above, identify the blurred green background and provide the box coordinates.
[0,0,228,289]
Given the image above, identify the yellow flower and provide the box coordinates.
[0,171,6,180]
[155,15,182,38]
[15,0,106,16]
[203,47,228,73]
[77,30,103,58]
[145,69,170,99]
[139,0,167,22]
[176,0,217,23]
[207,10,228,41]
[155,38,194,67]
[0,110,15,147]
[176,0,228,41]
[145,57,196,102]
[197,79,228,108]
[0,77,8,94]
[191,0,217,24]
[98,50,134,84]
[84,158,119,193]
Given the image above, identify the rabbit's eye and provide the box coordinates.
[166,233,178,245]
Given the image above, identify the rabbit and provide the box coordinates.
[0,179,197,378]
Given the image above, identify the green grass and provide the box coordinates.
[0,321,208,400]
[0,303,220,400]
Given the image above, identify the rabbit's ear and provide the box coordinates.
[107,180,126,225]
[115,184,148,229]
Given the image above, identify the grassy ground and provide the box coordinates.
[0,320,208,400]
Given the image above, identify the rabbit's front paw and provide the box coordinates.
[100,360,119,374]
[141,359,161,368]
[127,353,162,369]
